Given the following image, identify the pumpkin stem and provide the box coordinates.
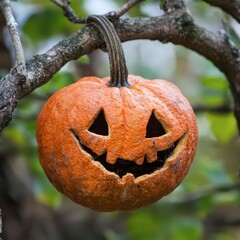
[87,15,130,88]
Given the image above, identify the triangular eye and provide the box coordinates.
[146,111,166,138]
[88,109,109,136]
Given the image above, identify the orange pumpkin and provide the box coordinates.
[36,15,198,211]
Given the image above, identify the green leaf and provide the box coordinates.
[201,75,228,91]
[23,9,65,41]
[207,113,237,144]
[104,230,125,240]
[35,176,62,207]
[78,55,90,64]
[127,207,202,240]
[200,75,230,105]
[28,155,45,176]
[171,218,202,240]
[35,71,76,96]
[3,127,26,146]
[127,211,166,240]
[22,9,78,43]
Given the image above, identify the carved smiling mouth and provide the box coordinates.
[70,128,179,178]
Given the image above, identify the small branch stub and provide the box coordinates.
[87,15,130,88]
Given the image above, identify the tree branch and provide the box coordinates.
[1,0,26,76]
[203,0,240,23]
[105,0,144,19]
[51,0,86,23]
[51,0,144,23]
[1,3,240,135]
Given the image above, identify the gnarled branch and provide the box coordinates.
[0,1,240,135]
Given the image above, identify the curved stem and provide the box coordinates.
[87,15,130,87]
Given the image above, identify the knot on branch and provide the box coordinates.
[174,13,202,40]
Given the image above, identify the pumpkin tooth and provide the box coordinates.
[135,157,144,165]
[106,153,117,164]
[122,173,135,183]
[146,151,158,163]
[147,157,156,163]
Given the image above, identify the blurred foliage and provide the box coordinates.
[127,206,202,240]
[1,0,240,240]
[207,113,237,144]
[200,75,230,106]
[200,75,238,143]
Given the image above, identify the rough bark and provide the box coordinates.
[0,0,240,134]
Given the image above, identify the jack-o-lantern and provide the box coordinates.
[36,15,198,211]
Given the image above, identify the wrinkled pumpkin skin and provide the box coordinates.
[36,75,198,211]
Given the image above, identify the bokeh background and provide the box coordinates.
[0,0,240,239]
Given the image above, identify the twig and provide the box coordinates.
[51,0,144,23]
[51,0,86,23]
[105,0,145,19]
[1,0,26,76]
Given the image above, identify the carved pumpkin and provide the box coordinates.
[36,15,198,211]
